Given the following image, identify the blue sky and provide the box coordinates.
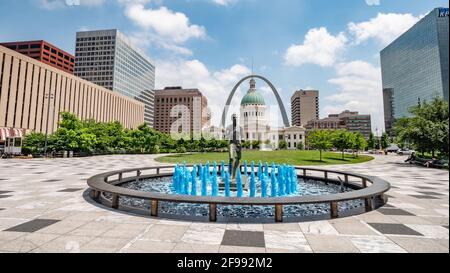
[0,0,448,131]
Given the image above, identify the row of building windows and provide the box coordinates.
[156,97,194,103]
[76,41,114,47]
[76,36,115,42]
[76,55,114,60]
[76,46,115,53]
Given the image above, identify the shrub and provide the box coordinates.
[278,140,288,150]
[176,146,187,154]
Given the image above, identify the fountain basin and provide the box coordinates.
[87,165,390,222]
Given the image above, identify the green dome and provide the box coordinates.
[240,78,266,106]
[241,91,266,106]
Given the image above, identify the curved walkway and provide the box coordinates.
[0,154,447,253]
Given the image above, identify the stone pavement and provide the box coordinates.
[0,154,448,253]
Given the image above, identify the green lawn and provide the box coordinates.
[155,150,373,166]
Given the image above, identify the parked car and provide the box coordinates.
[397,149,415,155]
[385,144,400,153]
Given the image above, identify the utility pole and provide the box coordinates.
[44,92,54,157]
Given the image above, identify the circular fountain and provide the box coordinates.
[87,160,390,222]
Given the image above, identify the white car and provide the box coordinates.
[397,149,415,155]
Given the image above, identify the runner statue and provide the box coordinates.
[228,114,242,179]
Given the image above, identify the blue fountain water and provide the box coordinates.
[172,161,300,198]
[236,171,243,197]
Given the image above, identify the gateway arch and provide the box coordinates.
[221,74,290,128]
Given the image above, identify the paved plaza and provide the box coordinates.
[0,154,448,253]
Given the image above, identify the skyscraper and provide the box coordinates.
[291,90,319,127]
[74,29,156,126]
[381,7,449,134]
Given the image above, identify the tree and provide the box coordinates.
[332,130,355,160]
[59,112,82,130]
[297,141,304,150]
[22,132,46,155]
[367,132,376,150]
[306,130,333,161]
[395,97,449,157]
[278,140,288,150]
[352,132,367,157]
[380,132,390,149]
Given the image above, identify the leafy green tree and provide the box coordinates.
[296,141,304,150]
[207,138,218,151]
[24,110,245,156]
[352,132,368,157]
[380,132,390,149]
[22,132,46,155]
[306,130,333,161]
[59,112,82,130]
[77,129,97,152]
[49,128,79,152]
[278,140,288,150]
[367,132,376,150]
[332,130,355,160]
[395,97,449,157]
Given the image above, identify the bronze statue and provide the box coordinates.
[229,114,242,179]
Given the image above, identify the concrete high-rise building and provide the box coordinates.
[153,87,210,136]
[74,29,155,126]
[306,110,372,139]
[0,40,75,74]
[291,90,319,127]
[0,45,144,135]
[381,7,449,134]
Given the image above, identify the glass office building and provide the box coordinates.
[75,29,156,126]
[381,7,449,134]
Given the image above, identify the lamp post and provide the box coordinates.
[43,93,54,157]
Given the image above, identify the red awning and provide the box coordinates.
[0,127,27,141]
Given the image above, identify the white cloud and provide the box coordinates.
[324,60,384,132]
[210,0,236,6]
[123,3,206,55]
[348,13,421,45]
[125,4,206,43]
[155,59,251,126]
[36,0,65,9]
[127,31,194,56]
[284,27,347,67]
[37,0,107,9]
[365,0,380,6]
[35,0,206,55]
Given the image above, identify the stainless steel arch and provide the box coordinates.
[221,75,290,128]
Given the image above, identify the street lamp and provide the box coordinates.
[44,92,54,157]
[376,127,382,151]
